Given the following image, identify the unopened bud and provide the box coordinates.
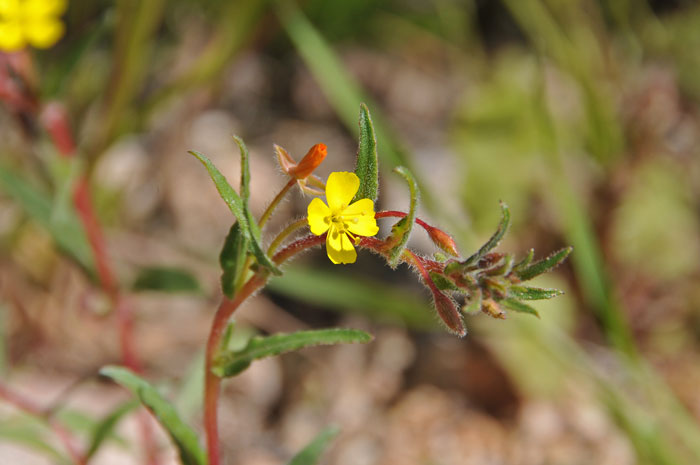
[289,143,327,179]
[426,226,459,257]
[482,298,506,319]
[432,288,466,336]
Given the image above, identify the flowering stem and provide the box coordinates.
[204,274,268,465]
[259,178,296,228]
[204,234,330,464]
[267,218,308,256]
[375,210,431,231]
[0,382,86,465]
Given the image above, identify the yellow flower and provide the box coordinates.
[0,0,67,52]
[307,172,379,264]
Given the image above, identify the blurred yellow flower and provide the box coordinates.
[307,172,379,264]
[0,0,67,51]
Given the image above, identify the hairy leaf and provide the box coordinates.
[353,104,378,202]
[189,150,280,275]
[508,286,564,301]
[501,298,540,318]
[100,366,206,465]
[387,167,419,267]
[516,246,573,281]
[219,223,249,298]
[429,271,459,291]
[213,329,373,378]
[465,201,510,266]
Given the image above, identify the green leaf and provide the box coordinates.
[0,160,94,273]
[352,104,378,203]
[189,150,281,276]
[85,400,139,460]
[516,246,573,281]
[213,329,373,378]
[501,298,540,318]
[132,267,202,293]
[287,426,340,465]
[219,223,249,298]
[188,150,246,223]
[99,366,206,465]
[513,248,535,272]
[508,286,564,300]
[465,201,510,266]
[234,135,251,203]
[429,271,459,291]
[387,166,418,267]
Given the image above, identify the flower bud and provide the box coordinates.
[482,298,506,319]
[289,143,327,179]
[426,225,459,257]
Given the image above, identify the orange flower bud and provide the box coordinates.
[289,143,327,179]
[426,225,460,257]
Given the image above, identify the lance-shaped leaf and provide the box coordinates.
[213,329,373,378]
[465,201,510,266]
[513,248,535,272]
[99,366,206,465]
[508,286,564,301]
[85,400,139,460]
[219,222,249,298]
[287,426,340,465]
[189,150,281,275]
[515,246,573,281]
[235,135,251,203]
[429,271,459,292]
[352,104,378,203]
[501,298,540,318]
[387,167,418,267]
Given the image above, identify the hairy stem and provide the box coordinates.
[259,178,296,228]
[204,274,268,465]
[267,218,308,256]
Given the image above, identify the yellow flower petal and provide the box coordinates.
[326,171,359,211]
[326,227,357,264]
[25,18,64,48]
[307,197,330,236]
[0,20,25,51]
[344,198,379,236]
[25,0,67,17]
[0,0,21,18]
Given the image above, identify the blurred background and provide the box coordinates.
[2,0,700,464]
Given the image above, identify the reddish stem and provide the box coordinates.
[0,383,86,465]
[204,275,268,465]
[375,210,431,230]
[42,104,154,462]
